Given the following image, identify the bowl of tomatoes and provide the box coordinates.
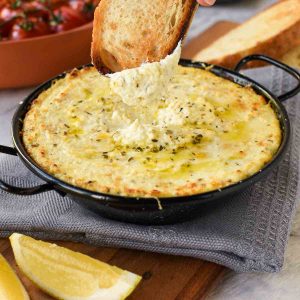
[0,0,98,89]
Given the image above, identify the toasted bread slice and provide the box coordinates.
[193,0,300,69]
[282,44,300,68]
[92,0,198,73]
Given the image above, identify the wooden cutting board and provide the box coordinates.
[0,21,239,300]
[0,239,226,300]
[182,21,239,59]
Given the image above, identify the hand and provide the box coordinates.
[197,0,216,6]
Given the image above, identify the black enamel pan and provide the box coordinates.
[1,55,300,225]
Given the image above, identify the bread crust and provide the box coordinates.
[282,44,300,68]
[207,19,300,69]
[92,0,198,73]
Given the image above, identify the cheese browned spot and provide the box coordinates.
[22,66,281,197]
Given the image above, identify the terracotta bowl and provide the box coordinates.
[0,22,93,89]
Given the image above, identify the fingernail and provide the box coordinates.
[204,0,216,5]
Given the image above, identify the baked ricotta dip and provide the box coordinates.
[22,49,281,197]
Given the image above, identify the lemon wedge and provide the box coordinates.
[10,233,141,300]
[0,254,29,300]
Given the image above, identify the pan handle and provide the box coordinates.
[0,145,53,195]
[234,54,300,102]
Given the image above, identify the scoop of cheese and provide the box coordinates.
[108,42,220,148]
[109,42,181,106]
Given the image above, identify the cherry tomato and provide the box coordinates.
[0,6,21,22]
[0,0,97,40]
[51,5,85,32]
[22,1,49,16]
[0,0,6,10]
[0,17,17,40]
[22,1,45,11]
[0,1,47,22]
[9,16,52,40]
[69,0,98,21]
[26,0,69,11]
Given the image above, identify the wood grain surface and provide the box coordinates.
[0,239,226,300]
[182,21,239,59]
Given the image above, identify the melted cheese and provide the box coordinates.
[22,66,281,197]
[108,43,220,148]
[109,42,181,106]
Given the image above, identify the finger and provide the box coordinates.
[197,0,216,6]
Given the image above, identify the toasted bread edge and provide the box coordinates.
[91,1,199,73]
[204,20,300,69]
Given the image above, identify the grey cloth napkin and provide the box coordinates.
[0,66,299,273]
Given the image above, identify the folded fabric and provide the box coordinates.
[0,66,299,272]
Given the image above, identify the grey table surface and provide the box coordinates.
[2,0,300,299]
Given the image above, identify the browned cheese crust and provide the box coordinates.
[22,66,281,198]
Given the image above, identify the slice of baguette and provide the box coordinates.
[92,0,198,73]
[193,0,300,69]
